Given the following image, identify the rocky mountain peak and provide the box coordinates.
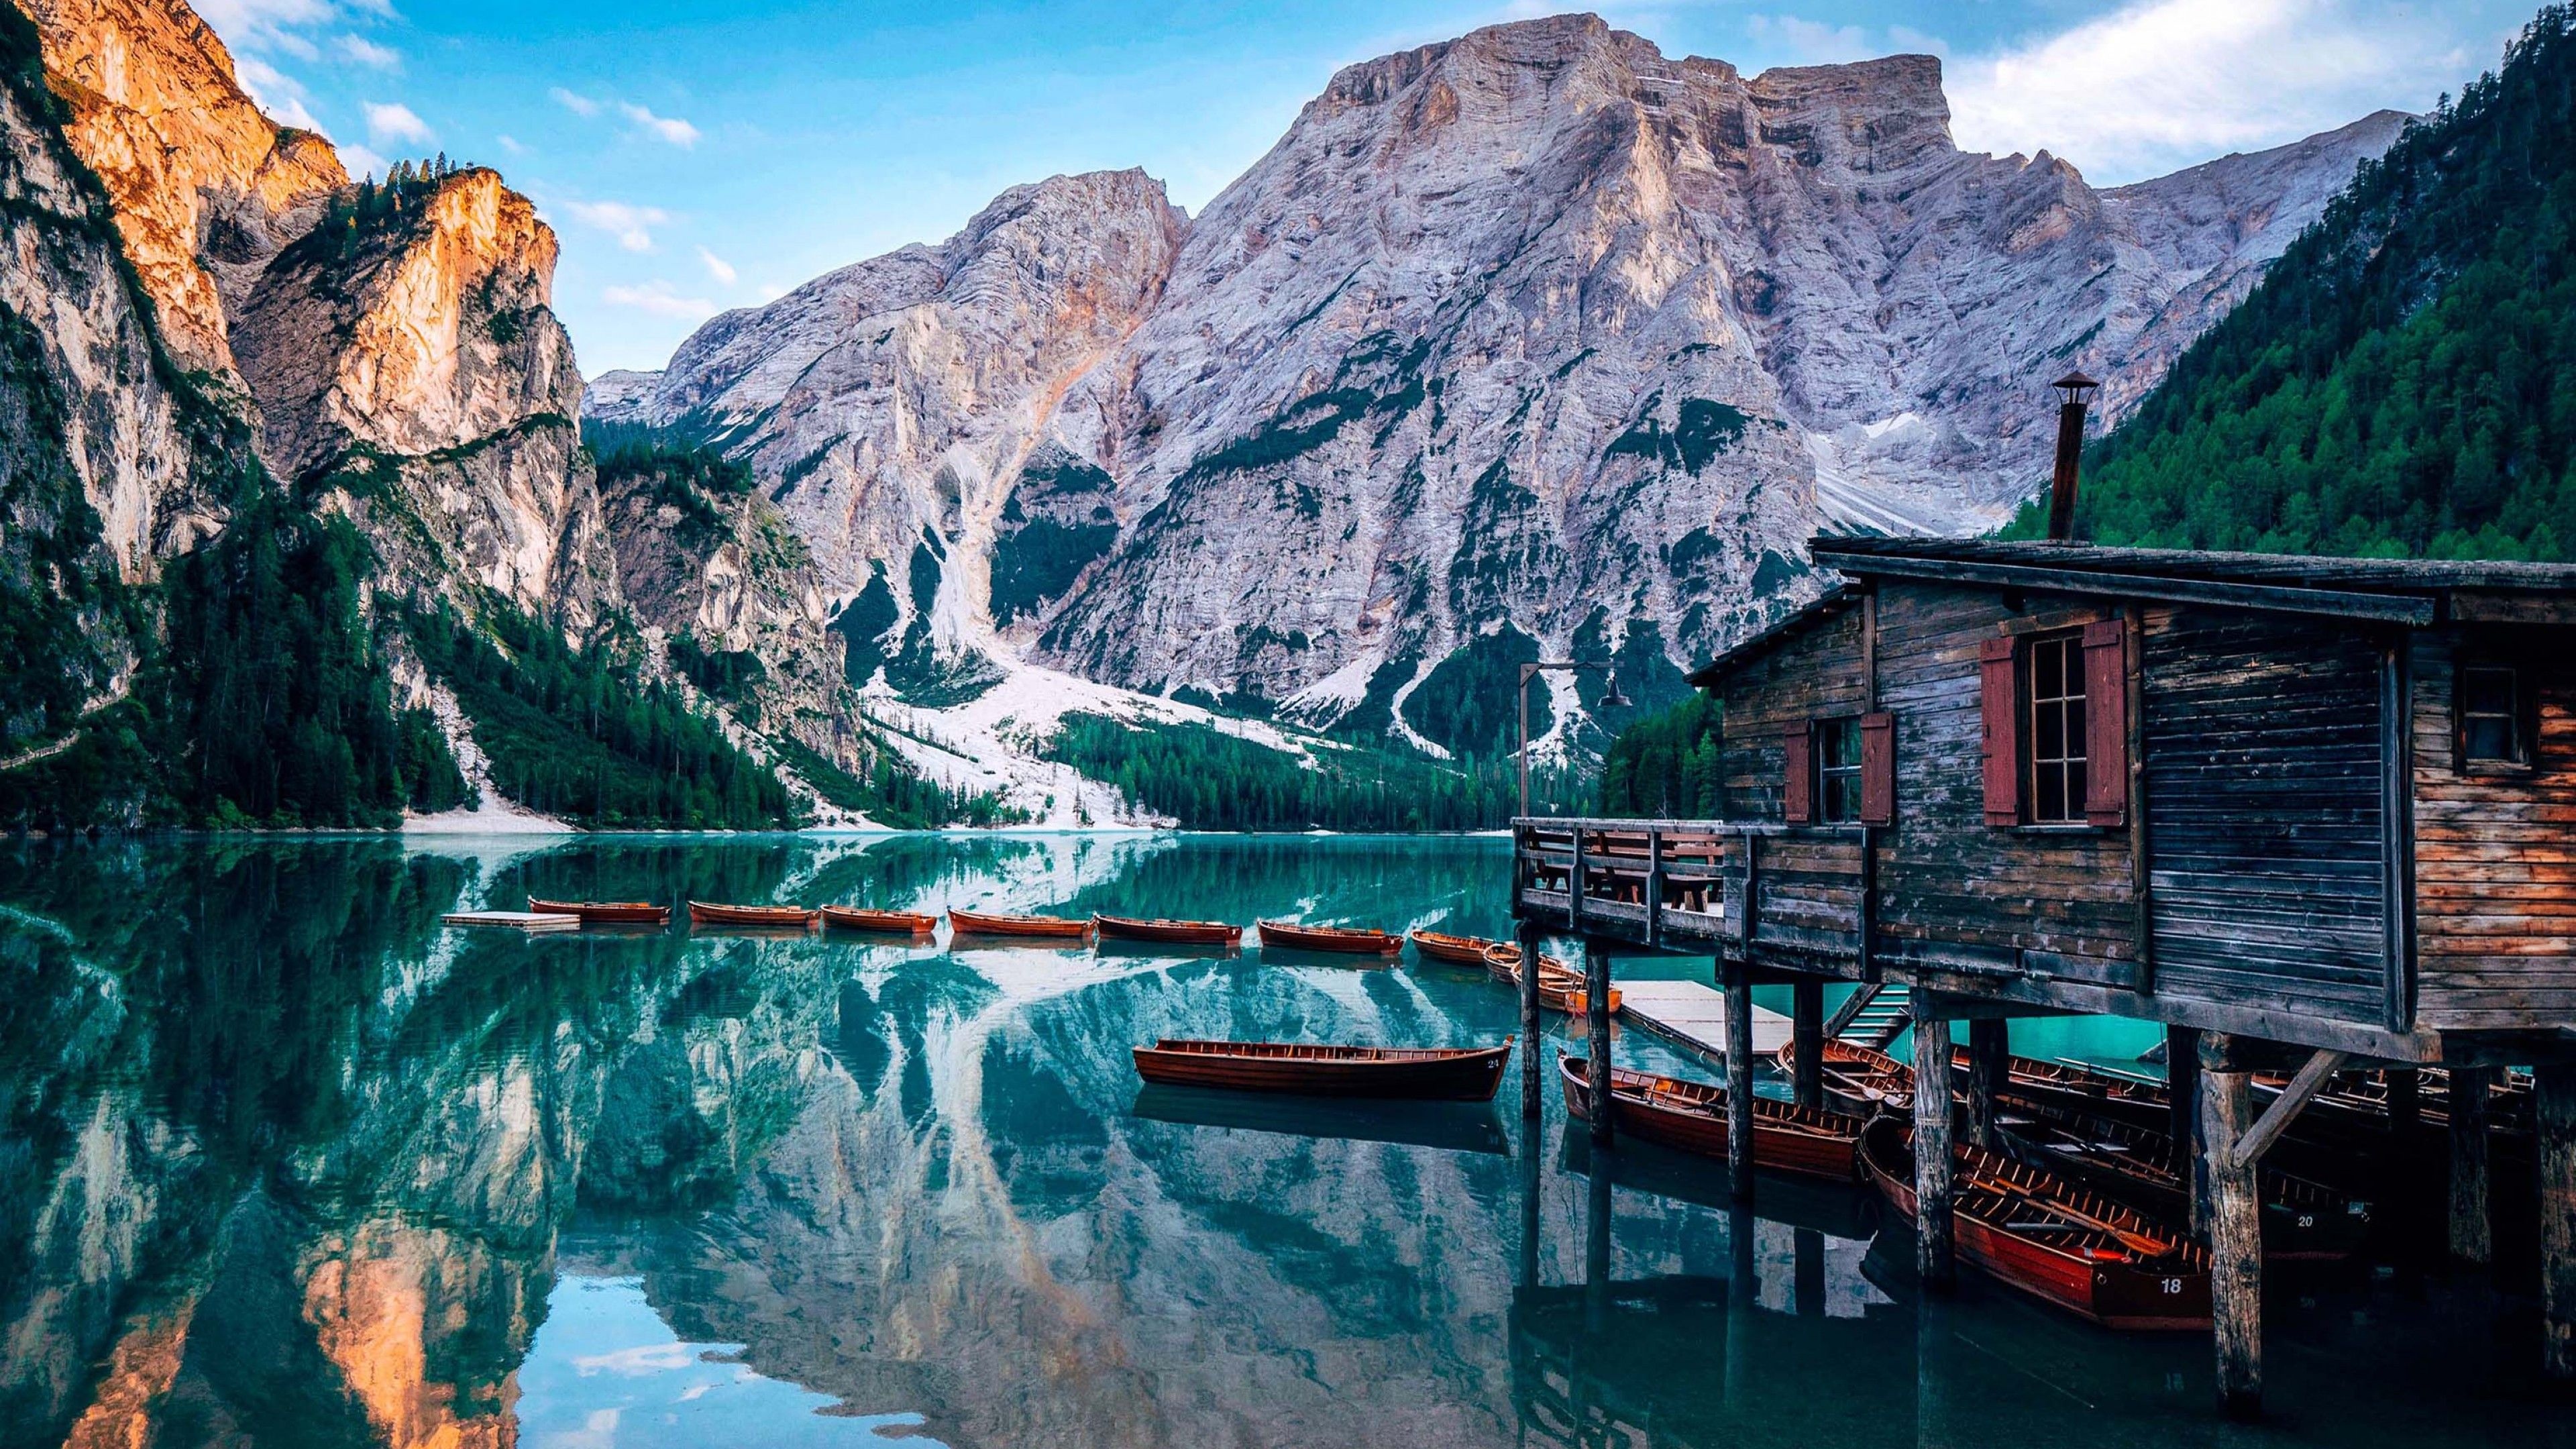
[30,0,346,381]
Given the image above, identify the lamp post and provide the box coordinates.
[1515,661,1627,820]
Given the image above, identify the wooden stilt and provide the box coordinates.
[1517,1109,1544,1291]
[1725,956,1756,1201]
[2387,1067,2422,1138]
[1584,941,1614,1146]
[1516,919,1544,1120]
[1912,1012,1955,1290]
[2200,1035,2263,1419]
[2449,1063,2493,1266]
[2539,1062,2576,1381]
[1964,1018,2008,1150]
[2167,1025,2205,1235]
[1792,977,1825,1111]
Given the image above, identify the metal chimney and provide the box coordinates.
[2045,370,2100,542]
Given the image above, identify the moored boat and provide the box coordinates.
[686,901,821,930]
[1558,1056,1863,1182]
[820,905,938,935]
[1411,929,1502,966]
[1258,920,1403,955]
[950,908,1093,940]
[1857,1116,2211,1330]
[1774,1036,1915,1114]
[527,897,671,927]
[1481,943,1621,1015]
[1998,1100,2371,1261]
[1132,1037,1514,1101]
[1095,914,1242,947]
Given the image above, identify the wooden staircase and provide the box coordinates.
[1825,981,1913,1051]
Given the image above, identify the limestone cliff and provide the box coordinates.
[27,0,343,384]
[592,16,2403,753]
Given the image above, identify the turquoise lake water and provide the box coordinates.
[1,833,2566,1447]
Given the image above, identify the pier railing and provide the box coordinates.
[1511,816,1874,975]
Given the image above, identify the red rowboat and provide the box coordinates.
[687,901,820,930]
[527,897,670,926]
[950,908,1093,940]
[1999,1099,2371,1261]
[1558,1056,1863,1182]
[1482,944,1620,1016]
[1131,1038,1513,1101]
[1095,914,1242,947]
[1258,920,1403,955]
[1411,929,1501,966]
[820,906,937,934]
[1857,1116,2210,1330]
[1774,1036,1915,1114]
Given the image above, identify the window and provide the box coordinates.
[1982,621,2127,829]
[1816,716,1863,822]
[2460,663,2529,768]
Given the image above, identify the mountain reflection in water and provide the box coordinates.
[1,835,2569,1448]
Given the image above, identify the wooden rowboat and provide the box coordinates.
[949,908,1093,940]
[527,897,671,926]
[1411,929,1503,966]
[1558,1056,1863,1182]
[1258,920,1403,955]
[687,901,820,930]
[1132,1038,1514,1101]
[1998,1099,2371,1261]
[1481,943,1620,1016]
[820,905,937,934]
[1774,1036,1916,1115]
[1858,1116,2210,1330]
[1095,914,1242,947]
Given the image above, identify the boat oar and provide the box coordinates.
[1960,1168,2176,1258]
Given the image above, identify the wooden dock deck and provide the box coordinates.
[1615,979,1791,1063]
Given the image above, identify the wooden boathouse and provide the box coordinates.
[1513,532,2576,1415]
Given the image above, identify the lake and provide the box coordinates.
[2,834,2567,1448]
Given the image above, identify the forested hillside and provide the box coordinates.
[2017,5,2576,559]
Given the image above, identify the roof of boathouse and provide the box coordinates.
[1685,536,2576,688]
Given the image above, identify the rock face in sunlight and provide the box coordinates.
[592,15,2402,732]
[28,0,613,621]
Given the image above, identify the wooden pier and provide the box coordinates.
[1615,981,1791,1062]
[1516,534,2576,1419]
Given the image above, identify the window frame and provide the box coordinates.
[2455,656,2537,774]
[2023,629,2090,827]
[1814,714,1864,823]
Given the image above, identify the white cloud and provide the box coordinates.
[557,199,672,252]
[754,283,786,302]
[550,87,601,118]
[1947,0,2466,184]
[496,134,527,155]
[364,101,434,146]
[618,102,701,148]
[695,246,737,285]
[602,280,718,321]
[335,34,400,69]
[1747,14,1874,65]
[230,53,322,130]
[341,142,390,181]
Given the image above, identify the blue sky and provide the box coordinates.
[200,1,2532,375]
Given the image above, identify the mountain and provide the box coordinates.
[593,15,2402,764]
[2023,5,2576,561]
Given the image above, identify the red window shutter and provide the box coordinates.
[1860,711,1894,826]
[2082,618,2130,826]
[1980,636,2020,826]
[1783,724,1814,824]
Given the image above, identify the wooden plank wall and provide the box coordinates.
[1872,586,2139,987]
[2143,605,2390,1024]
[2412,629,2576,1029]
[1717,604,1867,820]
